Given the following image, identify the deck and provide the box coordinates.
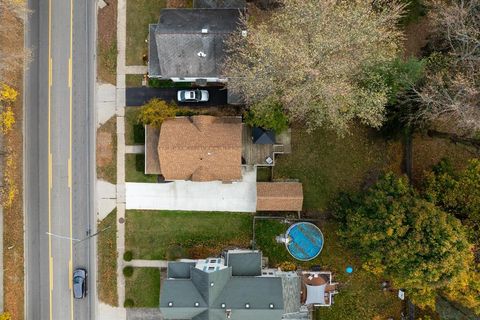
[242,125,291,166]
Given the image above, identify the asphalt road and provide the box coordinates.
[24,0,95,319]
[126,87,229,106]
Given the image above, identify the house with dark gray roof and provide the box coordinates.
[160,250,312,320]
[148,8,243,83]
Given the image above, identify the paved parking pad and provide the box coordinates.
[126,168,257,212]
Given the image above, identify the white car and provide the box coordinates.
[177,89,209,102]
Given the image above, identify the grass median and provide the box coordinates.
[97,209,118,306]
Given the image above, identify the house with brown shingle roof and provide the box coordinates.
[256,182,304,212]
[145,115,243,182]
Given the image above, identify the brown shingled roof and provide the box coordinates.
[256,182,303,211]
[158,116,243,181]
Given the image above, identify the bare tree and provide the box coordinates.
[224,0,405,134]
[414,0,480,135]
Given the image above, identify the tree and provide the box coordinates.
[224,0,406,134]
[423,158,480,238]
[244,97,289,133]
[413,0,480,135]
[335,173,474,308]
[0,312,11,320]
[137,98,178,128]
[0,83,17,134]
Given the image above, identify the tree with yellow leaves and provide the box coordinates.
[0,83,17,134]
[0,312,11,320]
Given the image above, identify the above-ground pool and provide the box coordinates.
[285,222,324,261]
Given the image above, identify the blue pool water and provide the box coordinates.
[286,222,324,261]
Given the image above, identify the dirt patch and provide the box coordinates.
[98,0,117,84]
[97,131,114,166]
[98,0,116,45]
[166,0,192,7]
[96,117,117,183]
[403,16,431,58]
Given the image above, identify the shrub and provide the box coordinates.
[278,261,297,271]
[123,251,133,262]
[134,154,145,173]
[137,98,178,128]
[124,298,134,308]
[244,97,289,133]
[123,266,134,277]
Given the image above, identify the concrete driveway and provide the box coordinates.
[126,167,256,212]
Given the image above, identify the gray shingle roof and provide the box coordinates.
[160,264,285,320]
[167,262,196,279]
[226,251,262,276]
[149,9,242,78]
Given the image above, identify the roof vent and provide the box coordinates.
[202,28,208,33]
[197,51,207,58]
[241,30,247,37]
[245,303,250,309]
[221,303,226,308]
[226,309,232,319]
[269,303,274,309]
[210,282,214,287]
[168,302,173,307]
[194,302,200,307]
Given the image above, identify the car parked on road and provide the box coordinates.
[73,268,87,299]
[177,89,209,102]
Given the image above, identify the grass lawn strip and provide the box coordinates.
[126,74,144,87]
[126,0,167,66]
[125,154,157,183]
[125,267,160,308]
[274,125,403,212]
[97,209,118,306]
[96,117,117,184]
[254,219,403,319]
[125,210,252,260]
[97,0,117,84]
[125,107,144,145]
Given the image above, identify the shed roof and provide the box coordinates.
[256,182,303,211]
[252,127,276,144]
[149,9,241,78]
[158,116,243,182]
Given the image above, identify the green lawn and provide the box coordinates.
[126,74,144,87]
[256,167,272,182]
[125,267,160,308]
[126,0,166,65]
[125,107,144,145]
[97,209,118,306]
[125,154,158,183]
[254,219,403,319]
[125,210,252,260]
[274,125,402,212]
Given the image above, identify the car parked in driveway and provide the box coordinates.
[73,268,87,299]
[177,89,209,102]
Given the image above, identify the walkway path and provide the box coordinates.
[125,259,168,268]
[125,145,144,154]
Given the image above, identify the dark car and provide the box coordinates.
[73,268,87,299]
